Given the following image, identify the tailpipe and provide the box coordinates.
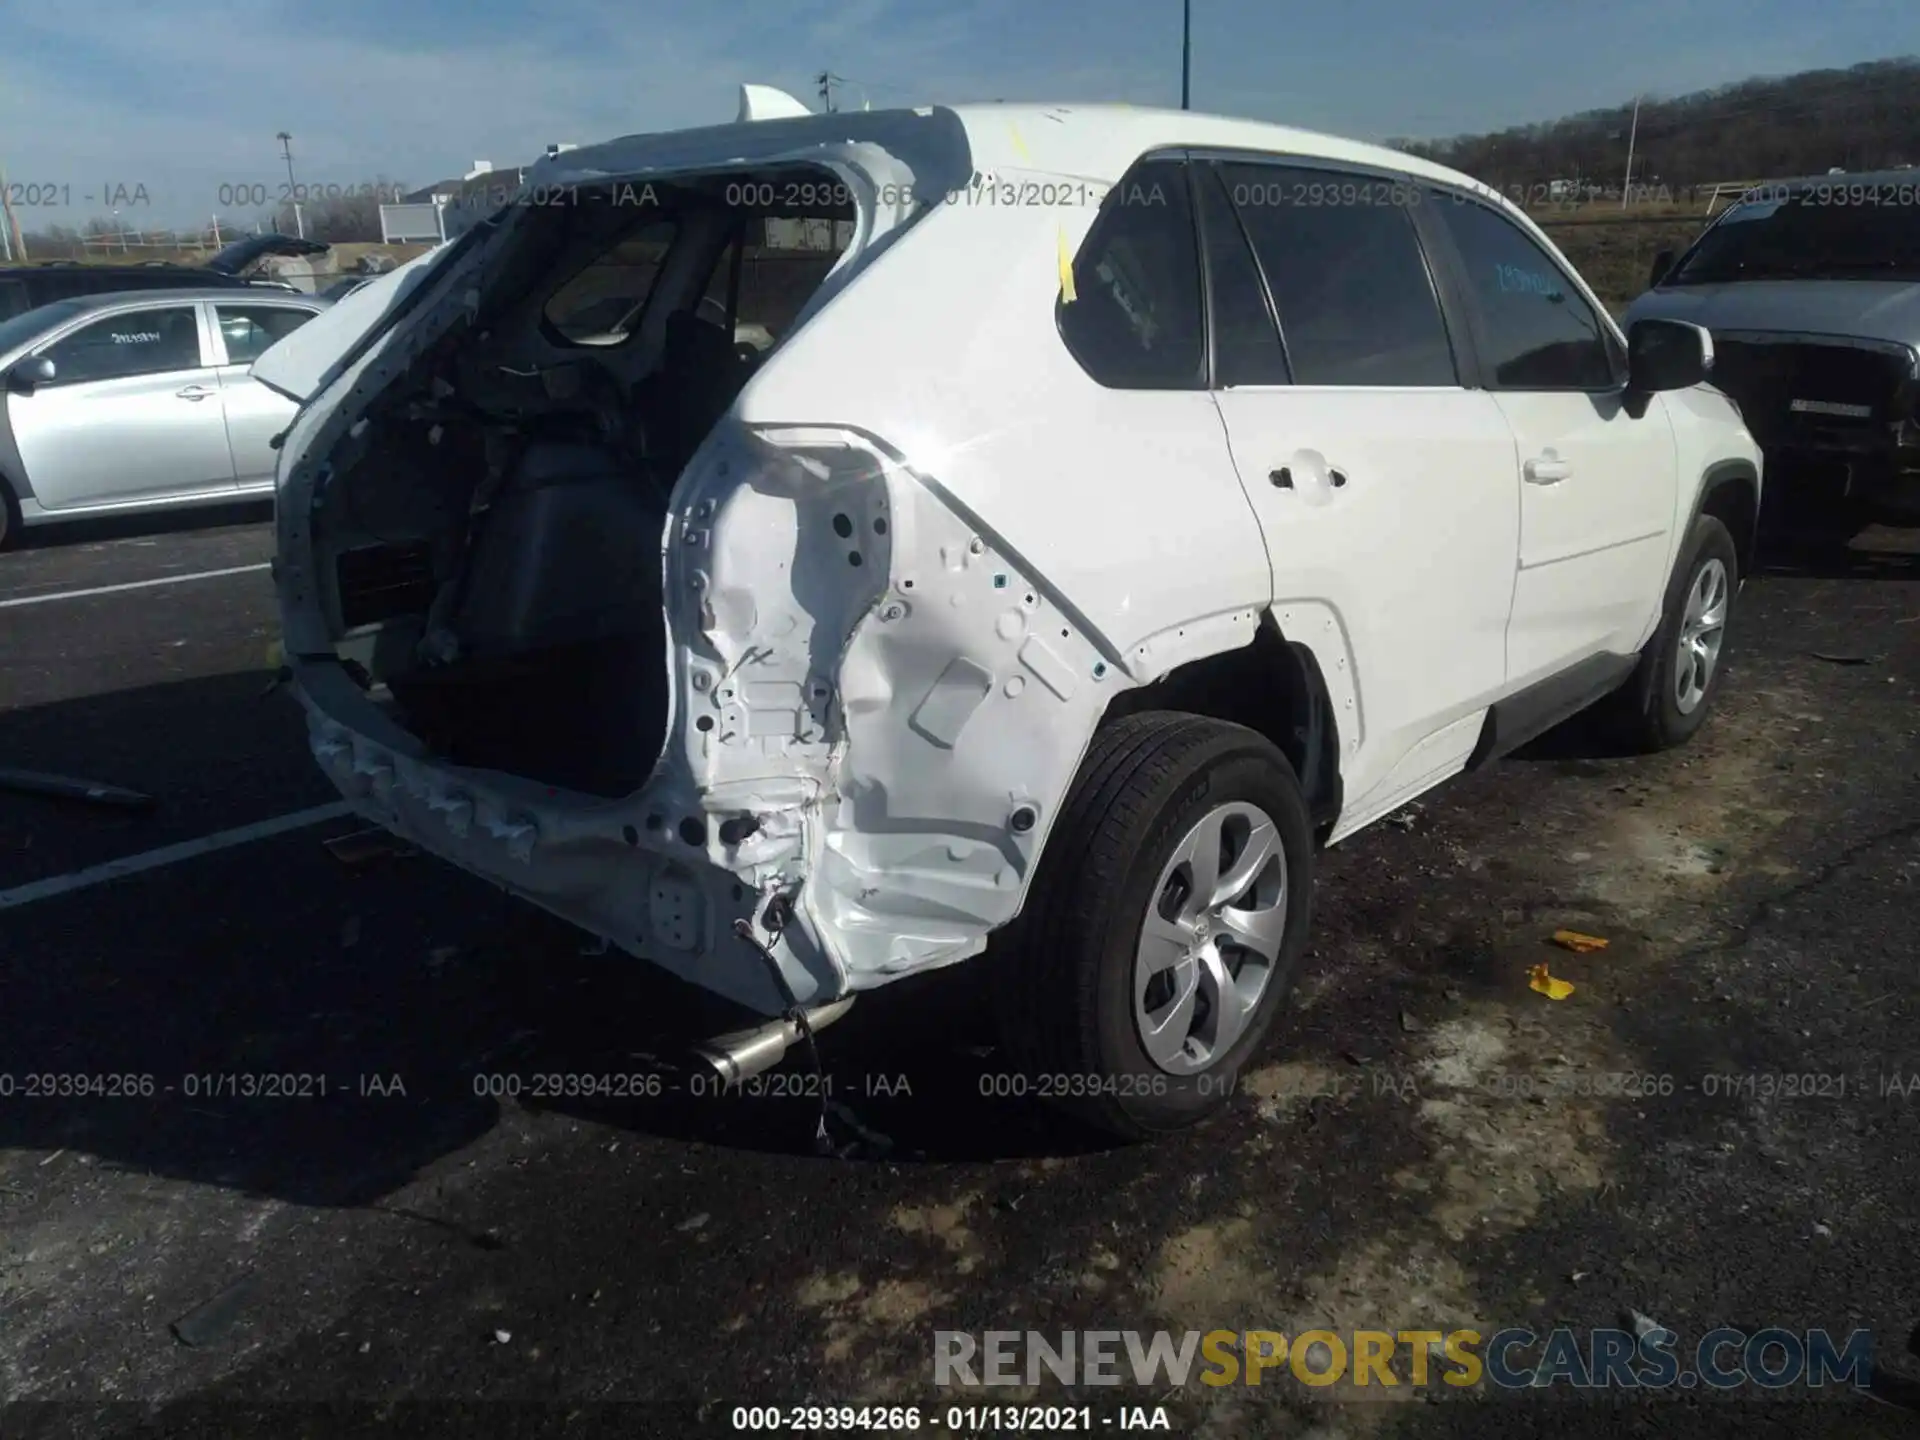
[692,996,856,1086]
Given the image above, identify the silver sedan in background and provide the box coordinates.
[0,287,330,547]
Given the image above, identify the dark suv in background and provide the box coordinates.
[0,234,327,322]
[1626,170,1920,534]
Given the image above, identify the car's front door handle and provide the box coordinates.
[176,384,216,401]
[1524,455,1572,484]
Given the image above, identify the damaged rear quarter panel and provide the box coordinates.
[693,193,1274,988]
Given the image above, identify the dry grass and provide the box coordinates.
[1532,211,1710,312]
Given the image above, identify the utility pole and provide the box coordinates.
[0,168,17,261]
[277,131,304,236]
[816,72,835,112]
[1181,0,1192,110]
[1621,94,1640,210]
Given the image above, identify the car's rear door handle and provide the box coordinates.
[176,384,216,401]
[1523,455,1571,484]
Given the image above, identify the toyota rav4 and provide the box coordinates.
[260,93,1762,1139]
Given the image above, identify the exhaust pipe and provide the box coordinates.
[692,996,856,1086]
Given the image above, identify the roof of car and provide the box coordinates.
[49,286,329,308]
[545,100,1510,213]
[941,101,1502,198]
[1732,166,1918,192]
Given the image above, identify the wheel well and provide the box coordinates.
[1699,468,1758,578]
[1100,620,1343,838]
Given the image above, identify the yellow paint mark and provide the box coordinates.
[1057,227,1077,303]
[1007,123,1033,162]
[1528,963,1575,1000]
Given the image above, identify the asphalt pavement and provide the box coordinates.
[1,512,1917,1440]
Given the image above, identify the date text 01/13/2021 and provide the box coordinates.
[728,1404,1173,1431]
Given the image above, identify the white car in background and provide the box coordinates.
[0,287,327,546]
[258,92,1760,1139]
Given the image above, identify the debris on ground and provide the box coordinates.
[1813,1221,1834,1239]
[1570,1270,1590,1283]
[0,768,155,812]
[1399,1011,1422,1033]
[169,1272,260,1347]
[1551,929,1610,954]
[492,1329,512,1345]
[1386,803,1424,830]
[1528,963,1576,1000]
[675,1213,710,1233]
[825,1101,895,1158]
[1810,652,1874,665]
[1626,1309,1666,1341]
[324,827,415,867]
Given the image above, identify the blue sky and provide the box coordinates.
[0,0,1913,230]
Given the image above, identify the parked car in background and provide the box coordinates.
[0,235,327,323]
[1628,171,1920,531]
[264,97,1759,1139]
[0,287,329,546]
[202,233,330,278]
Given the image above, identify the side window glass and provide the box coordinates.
[215,305,316,365]
[1220,164,1457,387]
[1435,198,1617,389]
[1058,158,1205,390]
[1196,165,1289,387]
[700,211,854,354]
[39,307,202,385]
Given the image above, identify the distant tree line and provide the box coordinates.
[1390,57,1920,192]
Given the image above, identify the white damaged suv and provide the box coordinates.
[262,94,1760,1138]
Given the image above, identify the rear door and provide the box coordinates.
[208,300,321,487]
[8,301,236,510]
[1422,194,1679,682]
[1200,158,1522,819]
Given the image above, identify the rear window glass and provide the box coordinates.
[700,214,853,353]
[542,221,678,344]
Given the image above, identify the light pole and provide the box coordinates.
[276,131,304,236]
[1621,95,1640,210]
[1181,0,1192,110]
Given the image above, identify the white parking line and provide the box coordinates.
[0,802,354,910]
[0,563,272,610]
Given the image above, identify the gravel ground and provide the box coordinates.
[1,513,1916,1439]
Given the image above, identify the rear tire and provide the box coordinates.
[0,474,20,552]
[1606,513,1739,753]
[992,712,1314,1140]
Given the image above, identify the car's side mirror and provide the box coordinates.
[6,355,56,393]
[1648,248,1677,290]
[1626,318,1712,394]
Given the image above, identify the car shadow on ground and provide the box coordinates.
[9,499,273,551]
[0,674,1116,1214]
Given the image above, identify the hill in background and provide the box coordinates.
[1393,57,1920,311]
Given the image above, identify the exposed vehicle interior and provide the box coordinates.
[312,167,857,799]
